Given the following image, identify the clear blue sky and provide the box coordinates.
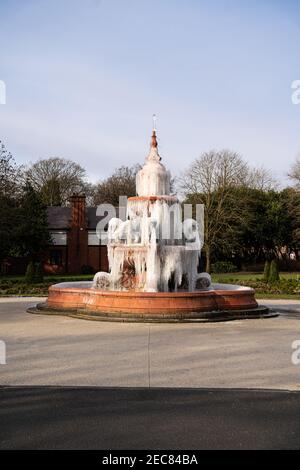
[0,0,300,184]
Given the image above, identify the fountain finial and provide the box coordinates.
[151,129,158,148]
[151,114,158,148]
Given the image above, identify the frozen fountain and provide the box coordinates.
[95,129,206,294]
[31,128,271,322]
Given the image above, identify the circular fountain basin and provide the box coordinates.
[28,281,272,322]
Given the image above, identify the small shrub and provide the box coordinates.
[263,260,270,282]
[211,261,238,273]
[25,262,35,284]
[268,259,280,283]
[34,262,44,283]
[81,264,94,275]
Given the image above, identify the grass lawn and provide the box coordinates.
[212,272,300,282]
[254,293,300,300]
[212,272,300,300]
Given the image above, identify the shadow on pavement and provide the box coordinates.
[1,386,300,450]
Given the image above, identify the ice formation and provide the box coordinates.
[93,129,208,292]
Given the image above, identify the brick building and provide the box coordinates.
[45,194,110,274]
[3,194,111,275]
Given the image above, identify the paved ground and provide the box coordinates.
[0,298,300,390]
[1,298,300,450]
[1,386,300,449]
[260,298,300,316]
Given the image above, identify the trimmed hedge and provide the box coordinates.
[0,275,94,296]
[211,261,238,273]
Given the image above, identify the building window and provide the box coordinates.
[88,231,101,246]
[50,231,67,246]
[50,250,62,266]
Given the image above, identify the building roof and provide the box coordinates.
[87,207,106,229]
[47,207,71,229]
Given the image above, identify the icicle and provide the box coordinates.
[146,221,159,292]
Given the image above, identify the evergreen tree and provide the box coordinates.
[0,142,22,265]
[0,195,19,264]
[16,182,52,261]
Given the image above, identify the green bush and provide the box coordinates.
[211,261,238,273]
[25,262,35,283]
[81,264,94,274]
[34,262,44,283]
[263,260,270,282]
[25,261,44,284]
[268,259,280,283]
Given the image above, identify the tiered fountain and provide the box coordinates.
[31,129,270,322]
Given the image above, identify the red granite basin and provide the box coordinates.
[43,281,259,315]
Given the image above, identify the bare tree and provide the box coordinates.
[24,157,87,206]
[287,158,300,248]
[92,165,141,206]
[179,150,250,272]
[288,157,300,188]
[246,166,277,191]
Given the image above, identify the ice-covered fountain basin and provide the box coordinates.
[42,281,260,315]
